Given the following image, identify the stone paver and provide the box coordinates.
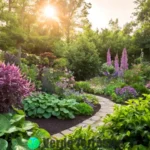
[52,95,115,139]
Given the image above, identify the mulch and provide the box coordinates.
[27,104,101,135]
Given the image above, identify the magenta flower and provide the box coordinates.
[121,48,128,70]
[107,49,112,66]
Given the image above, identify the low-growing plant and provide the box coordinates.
[20,63,42,90]
[75,81,94,93]
[75,103,94,115]
[0,107,50,150]
[0,63,34,113]
[115,86,138,100]
[23,93,79,119]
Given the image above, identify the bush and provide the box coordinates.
[75,103,94,115]
[0,108,50,150]
[132,83,149,95]
[23,92,79,119]
[97,94,150,149]
[20,63,42,90]
[0,63,34,113]
[75,81,94,93]
[67,36,101,80]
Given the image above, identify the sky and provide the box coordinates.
[85,0,136,30]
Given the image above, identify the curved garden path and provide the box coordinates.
[52,96,116,139]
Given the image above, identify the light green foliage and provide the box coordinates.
[20,63,41,90]
[97,94,150,149]
[23,93,79,119]
[101,63,115,75]
[75,81,94,93]
[0,107,50,150]
[53,58,69,69]
[75,103,94,115]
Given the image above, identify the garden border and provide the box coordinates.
[52,96,116,139]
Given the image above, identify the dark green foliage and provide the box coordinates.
[75,103,94,115]
[67,33,101,80]
[23,93,79,119]
[0,107,50,150]
[20,63,42,90]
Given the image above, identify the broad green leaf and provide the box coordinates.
[11,138,29,150]
[37,108,45,114]
[12,107,25,115]
[0,114,10,136]
[0,139,8,150]
[32,128,50,139]
[22,121,38,130]
[10,114,25,124]
[43,113,51,119]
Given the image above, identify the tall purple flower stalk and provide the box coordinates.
[107,49,111,66]
[114,54,119,72]
[121,48,128,70]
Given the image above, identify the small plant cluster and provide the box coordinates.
[0,63,34,113]
[0,107,50,150]
[115,86,138,100]
[23,92,94,119]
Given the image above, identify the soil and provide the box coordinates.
[27,104,101,135]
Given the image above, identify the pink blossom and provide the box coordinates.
[107,49,112,66]
[121,48,128,70]
[114,54,119,72]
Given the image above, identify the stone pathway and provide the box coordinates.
[52,96,116,139]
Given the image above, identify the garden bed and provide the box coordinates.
[27,103,101,135]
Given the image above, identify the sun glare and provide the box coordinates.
[43,5,56,18]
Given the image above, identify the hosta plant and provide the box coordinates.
[0,107,50,150]
[0,63,34,113]
[23,93,79,119]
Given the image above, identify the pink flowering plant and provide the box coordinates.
[56,68,75,93]
[146,82,150,89]
[0,63,34,113]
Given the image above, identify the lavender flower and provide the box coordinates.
[107,49,112,66]
[121,48,128,70]
[115,86,137,100]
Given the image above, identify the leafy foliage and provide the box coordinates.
[75,103,94,115]
[0,107,50,150]
[23,93,79,119]
[0,63,34,113]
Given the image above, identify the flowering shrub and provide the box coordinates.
[0,63,34,113]
[115,86,138,100]
[56,68,75,90]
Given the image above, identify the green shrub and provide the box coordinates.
[132,83,149,95]
[75,81,94,93]
[0,107,50,150]
[75,103,94,115]
[20,63,42,90]
[23,93,79,119]
[97,94,150,149]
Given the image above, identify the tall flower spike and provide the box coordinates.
[115,54,119,72]
[107,49,111,66]
[121,48,128,70]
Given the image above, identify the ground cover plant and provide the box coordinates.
[23,92,94,119]
[0,107,50,150]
